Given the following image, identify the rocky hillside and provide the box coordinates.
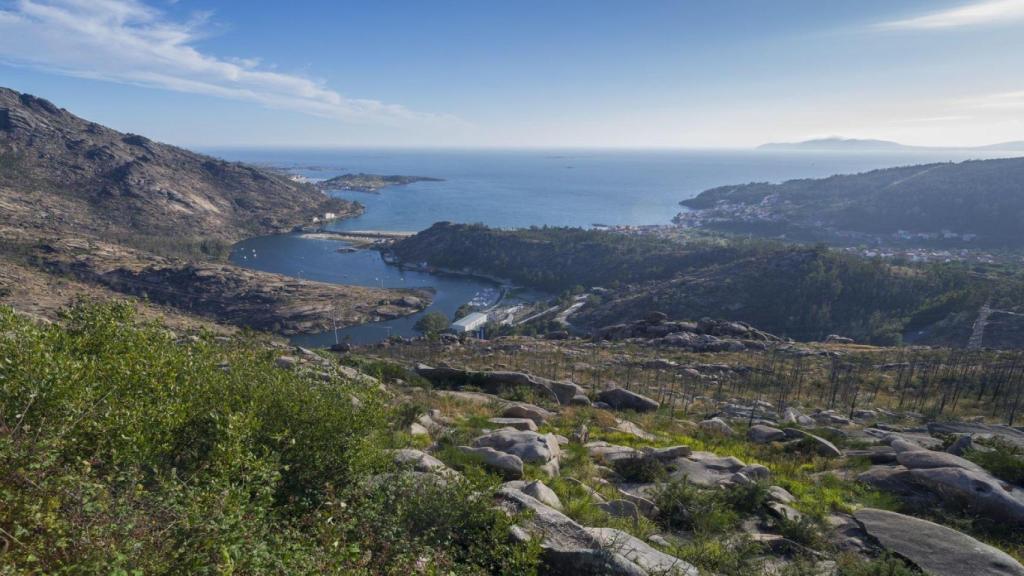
[0,87,354,251]
[0,87,426,333]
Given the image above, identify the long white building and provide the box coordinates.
[450,312,488,334]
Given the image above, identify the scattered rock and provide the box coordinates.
[738,464,771,481]
[643,445,692,461]
[767,485,796,504]
[785,428,842,458]
[488,417,539,432]
[390,449,451,476]
[614,420,655,441]
[458,446,523,479]
[747,424,786,444]
[584,528,698,575]
[498,485,694,575]
[522,480,563,511]
[854,508,1024,576]
[698,417,734,437]
[502,402,554,424]
[570,394,592,407]
[474,430,561,477]
[597,388,660,413]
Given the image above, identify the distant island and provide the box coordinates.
[315,173,443,193]
[758,137,1024,153]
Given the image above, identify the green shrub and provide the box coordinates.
[613,455,666,483]
[0,302,538,574]
[966,438,1024,485]
[653,479,740,534]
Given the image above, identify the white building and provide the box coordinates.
[450,312,488,334]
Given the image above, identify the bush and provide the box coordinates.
[0,302,538,574]
[966,438,1024,485]
[414,311,450,336]
[654,480,739,534]
[613,455,666,483]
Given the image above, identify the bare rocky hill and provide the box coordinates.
[0,87,355,251]
[0,87,426,332]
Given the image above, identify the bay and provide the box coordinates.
[219,148,1016,344]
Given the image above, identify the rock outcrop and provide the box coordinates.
[415,364,583,405]
[854,508,1024,576]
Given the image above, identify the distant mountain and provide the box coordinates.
[975,141,1024,151]
[680,156,1024,247]
[758,138,911,151]
[0,86,353,252]
[758,137,1024,153]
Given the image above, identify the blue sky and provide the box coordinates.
[1,0,1023,148]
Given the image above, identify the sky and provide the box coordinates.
[1,0,1023,148]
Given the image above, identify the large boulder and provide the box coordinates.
[908,467,1024,525]
[489,417,538,431]
[458,446,523,479]
[502,402,554,424]
[747,424,786,444]
[597,388,660,413]
[474,429,561,476]
[698,417,734,437]
[896,450,985,473]
[854,508,1024,576]
[584,528,698,576]
[784,428,842,458]
[587,441,641,466]
[670,451,746,487]
[390,449,452,476]
[520,480,564,511]
[498,485,695,576]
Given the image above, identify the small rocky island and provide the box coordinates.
[316,172,443,193]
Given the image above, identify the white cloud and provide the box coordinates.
[875,0,1024,30]
[960,89,1024,109]
[0,0,448,124]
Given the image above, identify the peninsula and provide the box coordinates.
[315,172,443,193]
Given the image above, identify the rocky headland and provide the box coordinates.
[0,86,428,333]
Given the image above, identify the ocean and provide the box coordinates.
[217,147,1015,344]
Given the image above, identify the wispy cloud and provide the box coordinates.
[875,0,1024,30]
[960,89,1024,109]
[0,0,447,124]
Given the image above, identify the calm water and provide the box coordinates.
[213,148,1015,231]
[220,148,1017,344]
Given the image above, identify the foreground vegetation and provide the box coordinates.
[0,303,536,575]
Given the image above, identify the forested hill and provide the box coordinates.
[391,223,1024,346]
[679,156,1024,247]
